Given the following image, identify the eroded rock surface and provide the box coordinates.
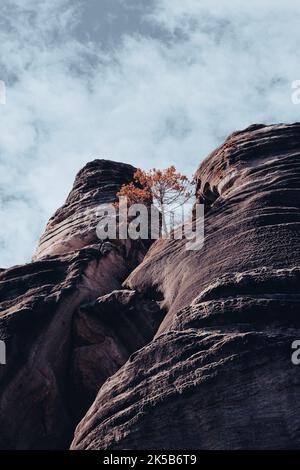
[0,160,159,449]
[2,124,300,450]
[33,160,138,260]
[71,123,300,450]
[70,289,165,422]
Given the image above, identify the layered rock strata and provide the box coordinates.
[71,123,300,450]
[2,124,300,450]
[0,160,159,449]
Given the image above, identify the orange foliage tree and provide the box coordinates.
[116,166,194,236]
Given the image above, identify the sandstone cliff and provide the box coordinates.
[0,160,161,449]
[71,123,300,450]
[1,124,300,450]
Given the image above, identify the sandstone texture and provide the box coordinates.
[33,160,141,260]
[0,160,156,449]
[1,124,300,450]
[71,123,300,450]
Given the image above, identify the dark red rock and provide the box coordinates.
[71,123,300,450]
[2,124,300,450]
[0,160,157,449]
[70,289,165,422]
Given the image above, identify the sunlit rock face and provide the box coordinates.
[71,123,300,450]
[0,160,157,450]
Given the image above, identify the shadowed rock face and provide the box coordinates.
[0,160,160,450]
[70,289,165,423]
[2,124,300,450]
[71,123,300,450]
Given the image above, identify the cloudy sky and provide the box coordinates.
[0,0,300,267]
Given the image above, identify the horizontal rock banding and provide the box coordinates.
[0,160,158,449]
[2,124,300,450]
[33,160,137,260]
[71,123,300,450]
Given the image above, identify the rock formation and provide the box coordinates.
[71,123,300,450]
[0,160,160,449]
[1,124,300,450]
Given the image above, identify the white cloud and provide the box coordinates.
[0,0,300,267]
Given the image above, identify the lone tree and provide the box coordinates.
[116,166,194,236]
